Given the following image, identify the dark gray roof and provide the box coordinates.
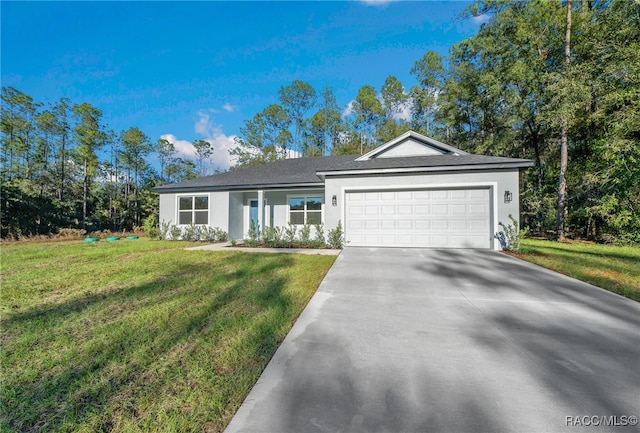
[152,154,534,193]
[152,155,357,192]
[318,154,535,174]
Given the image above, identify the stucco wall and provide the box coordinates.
[323,169,522,250]
[159,193,177,226]
[229,192,244,240]
[158,191,229,231]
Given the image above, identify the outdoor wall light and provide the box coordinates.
[332,195,337,206]
[504,191,513,203]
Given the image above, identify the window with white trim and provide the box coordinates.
[178,195,208,224]
[288,196,323,225]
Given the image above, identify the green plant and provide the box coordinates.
[495,214,530,252]
[182,222,199,241]
[159,219,172,240]
[313,223,326,248]
[285,222,297,244]
[299,224,312,246]
[170,225,183,240]
[246,219,260,246]
[230,238,237,247]
[327,220,344,249]
[262,226,284,248]
[143,214,159,239]
[214,227,228,242]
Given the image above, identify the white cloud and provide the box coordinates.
[342,100,355,118]
[471,14,490,25]
[222,103,234,112]
[160,112,238,172]
[160,134,196,158]
[194,110,215,137]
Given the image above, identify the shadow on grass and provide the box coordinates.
[1,253,300,432]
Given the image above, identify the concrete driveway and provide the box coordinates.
[225,248,640,433]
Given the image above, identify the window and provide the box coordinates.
[178,195,208,225]
[289,196,323,225]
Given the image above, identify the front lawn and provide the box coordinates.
[516,239,640,301]
[0,239,336,432]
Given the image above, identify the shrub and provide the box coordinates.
[299,224,312,246]
[495,214,529,252]
[246,219,260,247]
[214,228,228,242]
[143,214,159,239]
[159,220,172,240]
[170,225,183,240]
[262,226,284,248]
[312,223,326,248]
[327,220,344,249]
[285,222,297,244]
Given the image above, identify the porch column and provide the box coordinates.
[257,189,264,237]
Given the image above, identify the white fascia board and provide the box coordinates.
[317,163,532,177]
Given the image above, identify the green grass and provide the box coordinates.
[0,239,336,432]
[516,239,640,301]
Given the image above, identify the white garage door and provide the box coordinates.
[345,188,491,248]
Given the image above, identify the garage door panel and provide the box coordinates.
[397,220,412,230]
[432,204,448,214]
[365,220,379,229]
[381,205,395,215]
[451,204,467,214]
[415,204,430,214]
[381,220,395,229]
[451,220,468,230]
[345,188,491,249]
[432,219,448,230]
[469,204,487,214]
[469,189,487,199]
[415,220,430,230]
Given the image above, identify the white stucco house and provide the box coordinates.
[153,131,534,249]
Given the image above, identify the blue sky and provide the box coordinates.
[2,1,486,171]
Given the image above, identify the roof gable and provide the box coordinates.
[356,130,468,161]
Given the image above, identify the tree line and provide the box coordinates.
[231,0,639,244]
[2,0,638,243]
[0,88,217,237]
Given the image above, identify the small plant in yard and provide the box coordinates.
[285,222,297,244]
[169,225,183,240]
[262,226,284,248]
[327,220,344,249]
[299,223,312,246]
[246,219,260,247]
[313,223,326,248]
[182,222,202,241]
[159,219,172,240]
[495,214,529,252]
[143,214,159,239]
[214,227,228,242]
